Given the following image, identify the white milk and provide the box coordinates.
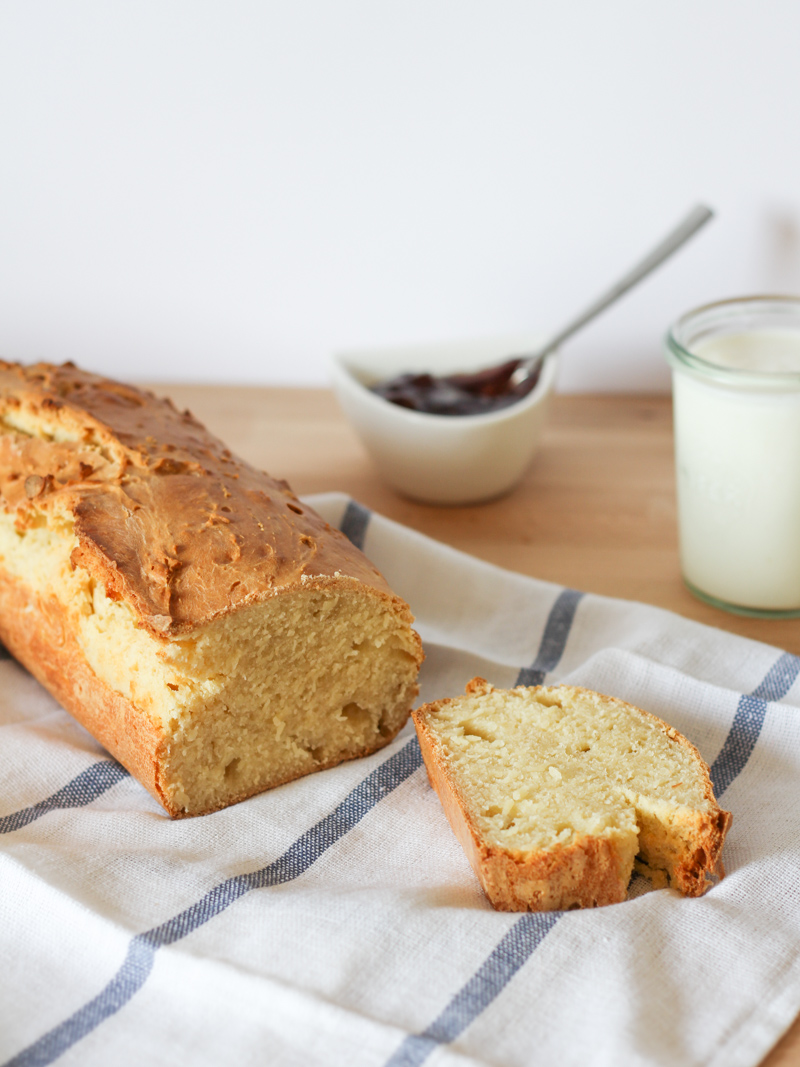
[672,329,800,612]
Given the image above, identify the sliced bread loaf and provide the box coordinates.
[0,361,423,816]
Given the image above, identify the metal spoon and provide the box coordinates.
[509,203,714,388]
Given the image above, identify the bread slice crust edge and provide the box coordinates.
[412,678,732,911]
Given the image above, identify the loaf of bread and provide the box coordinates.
[412,679,730,910]
[0,361,423,816]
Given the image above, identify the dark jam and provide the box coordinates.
[369,358,540,416]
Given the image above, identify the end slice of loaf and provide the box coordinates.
[0,361,423,816]
[412,679,731,911]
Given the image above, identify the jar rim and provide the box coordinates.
[665,295,800,387]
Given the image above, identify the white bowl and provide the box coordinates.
[330,334,558,505]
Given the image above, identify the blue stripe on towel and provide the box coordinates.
[339,500,372,550]
[3,738,423,1067]
[0,760,130,835]
[515,588,584,687]
[385,913,560,1067]
[711,651,800,796]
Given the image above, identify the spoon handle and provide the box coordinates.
[521,203,714,368]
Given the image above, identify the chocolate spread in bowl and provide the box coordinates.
[369,358,541,416]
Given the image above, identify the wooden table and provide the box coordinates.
[152,384,800,1065]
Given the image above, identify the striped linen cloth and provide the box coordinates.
[2,492,800,1067]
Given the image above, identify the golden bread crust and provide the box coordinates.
[0,360,396,637]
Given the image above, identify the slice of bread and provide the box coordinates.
[412,679,731,911]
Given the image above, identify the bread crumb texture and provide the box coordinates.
[412,679,731,911]
[0,362,422,815]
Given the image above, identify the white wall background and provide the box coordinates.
[1,1,799,390]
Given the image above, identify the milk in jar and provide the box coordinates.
[666,298,800,617]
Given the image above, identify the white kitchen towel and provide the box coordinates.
[2,493,800,1067]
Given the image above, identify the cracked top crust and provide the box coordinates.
[0,361,395,636]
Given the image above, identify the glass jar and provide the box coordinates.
[665,296,800,618]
